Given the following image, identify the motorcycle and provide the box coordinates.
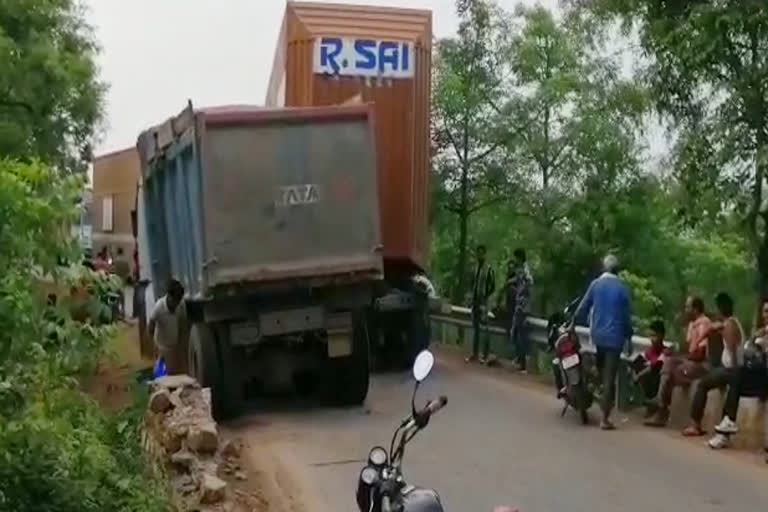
[356,350,446,512]
[546,298,593,425]
[356,350,522,512]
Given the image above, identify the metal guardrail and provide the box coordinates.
[432,305,656,358]
[429,305,661,411]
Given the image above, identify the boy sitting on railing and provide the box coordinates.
[630,320,670,417]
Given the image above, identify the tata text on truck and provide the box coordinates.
[267,2,438,368]
[137,103,382,418]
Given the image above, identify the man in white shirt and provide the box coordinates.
[147,279,188,375]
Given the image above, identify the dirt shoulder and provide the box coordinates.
[81,320,150,410]
[83,322,301,512]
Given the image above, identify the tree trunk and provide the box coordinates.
[752,121,767,325]
[453,160,471,304]
[453,210,470,304]
[753,230,768,330]
[758,238,768,302]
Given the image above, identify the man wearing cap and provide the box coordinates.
[573,255,633,430]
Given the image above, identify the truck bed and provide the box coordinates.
[137,103,383,298]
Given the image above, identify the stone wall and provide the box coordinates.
[141,375,244,511]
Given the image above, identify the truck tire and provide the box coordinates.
[387,307,431,371]
[331,314,370,406]
[189,323,239,421]
[406,306,431,366]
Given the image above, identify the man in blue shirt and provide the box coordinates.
[573,255,633,430]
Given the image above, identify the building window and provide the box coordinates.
[102,195,113,232]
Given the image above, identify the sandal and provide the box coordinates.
[682,425,706,437]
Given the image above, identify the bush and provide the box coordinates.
[0,388,170,512]
[0,159,171,511]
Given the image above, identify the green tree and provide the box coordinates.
[500,5,647,310]
[0,0,105,172]
[432,0,516,302]
[571,0,768,304]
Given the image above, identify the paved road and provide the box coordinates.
[227,350,768,512]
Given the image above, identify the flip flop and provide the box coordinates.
[682,426,706,437]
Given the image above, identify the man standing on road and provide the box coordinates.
[573,254,633,430]
[147,279,188,375]
[509,248,533,373]
[466,244,495,364]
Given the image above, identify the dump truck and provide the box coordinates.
[266,2,437,367]
[136,103,382,417]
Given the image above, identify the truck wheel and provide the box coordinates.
[332,315,370,406]
[406,307,431,365]
[189,323,239,420]
[389,307,431,371]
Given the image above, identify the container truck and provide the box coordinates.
[266,2,438,367]
[136,102,382,417]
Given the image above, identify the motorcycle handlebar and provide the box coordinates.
[403,395,448,432]
[423,395,447,417]
[414,396,447,427]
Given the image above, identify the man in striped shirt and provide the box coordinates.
[467,244,496,364]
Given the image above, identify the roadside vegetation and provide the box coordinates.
[0,2,171,510]
[431,0,765,340]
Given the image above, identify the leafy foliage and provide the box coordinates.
[0,388,170,512]
[0,3,166,509]
[432,0,516,301]
[0,159,170,510]
[0,0,105,171]
[567,0,768,302]
[430,0,761,338]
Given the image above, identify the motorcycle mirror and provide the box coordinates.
[412,350,434,383]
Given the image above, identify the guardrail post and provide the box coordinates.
[531,339,542,374]
[617,360,642,412]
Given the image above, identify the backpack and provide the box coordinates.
[742,337,767,371]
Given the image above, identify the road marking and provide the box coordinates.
[309,458,365,467]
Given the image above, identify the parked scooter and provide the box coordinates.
[356,350,446,512]
[546,298,593,424]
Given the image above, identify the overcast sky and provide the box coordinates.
[85,0,559,156]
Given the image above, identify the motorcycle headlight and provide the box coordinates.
[356,466,378,512]
[368,446,387,467]
[360,466,378,486]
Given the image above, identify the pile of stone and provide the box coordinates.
[142,375,243,511]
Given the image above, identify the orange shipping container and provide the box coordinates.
[267,1,432,274]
